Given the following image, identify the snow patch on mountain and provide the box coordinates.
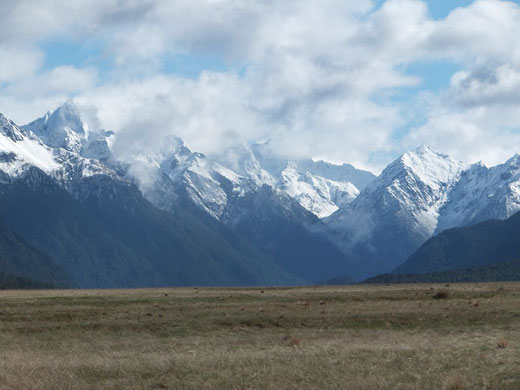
[279,162,360,217]
[0,113,59,177]
[328,145,467,243]
[0,110,122,201]
[24,102,114,161]
[437,154,520,232]
[215,142,376,218]
[22,103,374,220]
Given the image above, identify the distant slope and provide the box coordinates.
[0,272,55,289]
[0,167,302,288]
[395,211,520,275]
[81,175,304,287]
[0,219,69,288]
[141,140,360,283]
[364,259,520,284]
[222,185,353,282]
[317,275,355,285]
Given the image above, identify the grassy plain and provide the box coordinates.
[0,283,519,389]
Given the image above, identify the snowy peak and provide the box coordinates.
[24,101,89,153]
[0,110,121,201]
[436,154,520,232]
[0,113,26,142]
[328,145,468,250]
[297,159,375,191]
[387,145,466,189]
[215,143,376,218]
[218,143,276,187]
[125,135,251,220]
[24,102,114,161]
[502,153,520,173]
[361,145,466,210]
[47,100,89,135]
[0,113,59,177]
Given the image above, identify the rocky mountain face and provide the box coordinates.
[0,108,303,287]
[326,146,520,279]
[325,146,467,278]
[24,101,113,161]
[2,101,520,285]
[112,132,366,281]
[436,155,520,233]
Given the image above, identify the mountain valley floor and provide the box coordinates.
[0,283,519,389]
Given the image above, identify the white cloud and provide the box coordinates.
[405,105,520,166]
[0,45,42,83]
[2,0,520,171]
[7,66,98,97]
[449,65,520,107]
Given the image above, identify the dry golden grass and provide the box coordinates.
[0,282,519,389]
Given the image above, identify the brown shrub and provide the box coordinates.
[433,290,450,300]
[444,374,463,390]
[282,335,301,346]
[497,338,509,349]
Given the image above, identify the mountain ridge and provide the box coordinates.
[0,109,305,287]
[2,102,520,285]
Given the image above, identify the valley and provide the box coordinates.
[0,283,519,389]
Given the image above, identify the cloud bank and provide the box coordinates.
[1,0,520,171]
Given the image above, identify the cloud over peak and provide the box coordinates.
[1,0,520,171]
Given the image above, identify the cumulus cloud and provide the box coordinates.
[402,0,520,167]
[449,65,520,107]
[0,46,43,83]
[8,66,98,96]
[1,0,520,171]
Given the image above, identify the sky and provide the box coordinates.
[1,0,520,172]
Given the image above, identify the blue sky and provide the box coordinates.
[2,0,520,171]
[40,1,469,89]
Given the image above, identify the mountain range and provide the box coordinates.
[1,101,520,287]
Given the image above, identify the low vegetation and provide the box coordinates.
[0,283,519,389]
[0,271,54,289]
[364,258,520,284]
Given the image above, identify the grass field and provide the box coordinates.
[0,283,519,389]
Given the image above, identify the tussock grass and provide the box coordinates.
[0,283,518,389]
[433,290,450,300]
[444,374,464,390]
[497,338,509,349]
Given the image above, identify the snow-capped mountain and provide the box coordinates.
[24,101,114,162]
[284,158,375,217]
[197,141,375,218]
[118,136,354,281]
[14,103,356,282]
[4,101,520,283]
[0,110,120,203]
[121,133,375,221]
[325,145,520,278]
[325,146,468,278]
[118,136,255,220]
[328,146,467,239]
[0,113,59,179]
[436,155,520,233]
[0,108,303,288]
[20,102,371,223]
[218,142,376,218]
